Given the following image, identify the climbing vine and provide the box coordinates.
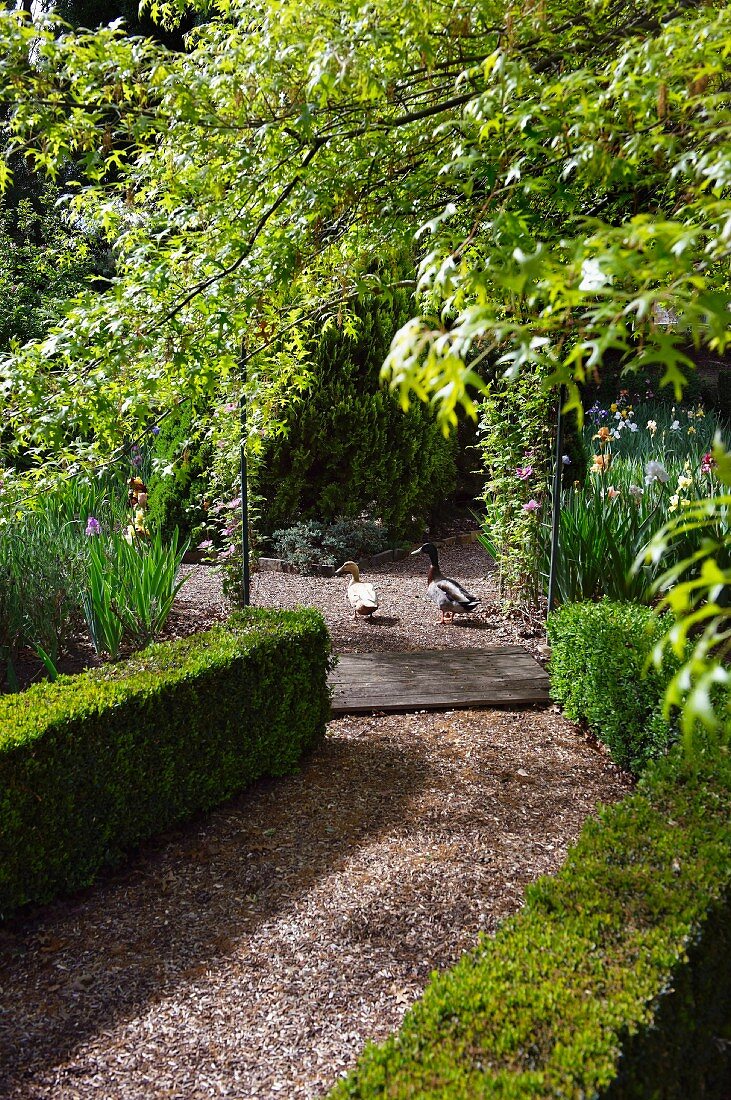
[477,368,554,607]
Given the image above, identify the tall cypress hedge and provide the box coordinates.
[257,292,458,539]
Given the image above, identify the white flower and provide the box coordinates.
[628,421,639,432]
[614,411,622,420]
[677,474,692,490]
[647,419,658,434]
[612,429,621,439]
[628,485,644,499]
[670,420,681,431]
[645,460,670,485]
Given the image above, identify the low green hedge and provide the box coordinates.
[330,746,731,1099]
[0,608,331,918]
[547,600,680,774]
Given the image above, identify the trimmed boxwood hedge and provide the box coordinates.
[547,599,681,774]
[329,745,731,1099]
[0,608,331,918]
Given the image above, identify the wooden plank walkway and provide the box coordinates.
[329,647,550,715]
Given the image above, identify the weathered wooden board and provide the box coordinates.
[329,647,550,715]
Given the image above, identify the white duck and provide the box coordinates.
[335,561,379,619]
[411,542,479,624]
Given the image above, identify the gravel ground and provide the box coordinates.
[0,542,632,1098]
[175,540,548,659]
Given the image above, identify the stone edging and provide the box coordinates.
[256,530,479,577]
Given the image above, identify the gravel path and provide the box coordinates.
[176,540,548,658]
[0,543,631,1098]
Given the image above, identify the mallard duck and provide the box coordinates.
[335,561,379,619]
[411,542,479,623]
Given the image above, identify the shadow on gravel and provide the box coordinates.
[0,731,436,1094]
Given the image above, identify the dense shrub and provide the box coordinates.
[547,600,681,773]
[146,402,212,542]
[330,746,731,1099]
[0,608,331,918]
[257,293,457,540]
[269,516,393,571]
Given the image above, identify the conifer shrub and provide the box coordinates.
[268,516,393,571]
[257,293,457,540]
[146,402,211,542]
[0,608,330,918]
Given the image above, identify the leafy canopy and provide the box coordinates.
[1,0,730,475]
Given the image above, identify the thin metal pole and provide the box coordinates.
[239,339,250,608]
[547,384,565,614]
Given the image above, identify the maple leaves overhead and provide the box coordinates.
[0,0,730,466]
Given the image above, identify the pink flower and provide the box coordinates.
[516,465,534,480]
[523,499,540,513]
[197,539,213,550]
[701,452,715,474]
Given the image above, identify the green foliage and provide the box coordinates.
[1,2,731,462]
[547,600,681,774]
[82,536,124,659]
[36,467,129,532]
[2,0,731,743]
[0,510,87,671]
[640,438,731,741]
[82,528,189,657]
[540,482,666,606]
[258,294,457,539]
[0,608,331,917]
[0,473,180,681]
[539,396,729,607]
[477,366,554,605]
[0,183,99,353]
[330,746,731,1099]
[269,516,392,572]
[146,404,212,542]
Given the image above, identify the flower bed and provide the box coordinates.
[479,388,729,608]
[0,608,331,918]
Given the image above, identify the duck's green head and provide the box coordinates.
[411,542,439,568]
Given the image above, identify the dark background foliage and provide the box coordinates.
[257,292,459,541]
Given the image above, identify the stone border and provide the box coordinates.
[256,530,479,577]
